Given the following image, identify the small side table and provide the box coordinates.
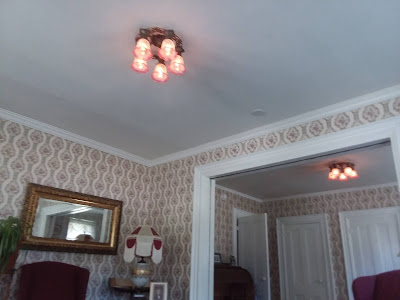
[109,278,150,299]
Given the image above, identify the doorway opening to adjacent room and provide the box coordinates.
[189,118,400,300]
[215,139,397,300]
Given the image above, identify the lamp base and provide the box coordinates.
[131,259,152,288]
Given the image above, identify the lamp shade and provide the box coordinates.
[131,58,149,73]
[168,55,186,75]
[158,38,177,61]
[123,225,163,264]
[133,38,152,60]
[151,63,169,83]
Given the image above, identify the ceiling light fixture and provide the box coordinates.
[131,28,185,83]
[328,162,358,181]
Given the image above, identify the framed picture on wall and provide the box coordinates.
[149,282,168,300]
[214,252,222,264]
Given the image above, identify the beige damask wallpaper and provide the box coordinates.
[0,119,152,300]
[1,95,400,299]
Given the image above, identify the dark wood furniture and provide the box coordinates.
[214,264,254,300]
[109,278,150,299]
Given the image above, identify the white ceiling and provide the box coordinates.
[217,143,397,200]
[1,1,400,160]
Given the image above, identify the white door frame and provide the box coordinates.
[277,214,336,300]
[339,206,400,300]
[189,117,400,300]
[232,208,254,262]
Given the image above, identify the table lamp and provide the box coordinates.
[123,225,163,287]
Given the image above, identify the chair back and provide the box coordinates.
[18,261,89,300]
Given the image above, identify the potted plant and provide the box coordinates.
[0,216,23,273]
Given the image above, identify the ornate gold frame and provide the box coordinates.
[21,183,122,255]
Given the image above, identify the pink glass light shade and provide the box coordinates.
[133,38,153,60]
[151,63,169,83]
[328,171,337,180]
[158,39,177,61]
[350,170,359,178]
[131,58,149,73]
[168,55,186,75]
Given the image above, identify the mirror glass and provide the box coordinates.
[32,198,113,243]
[21,183,122,254]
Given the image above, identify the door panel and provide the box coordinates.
[238,214,271,300]
[277,214,335,300]
[340,207,400,300]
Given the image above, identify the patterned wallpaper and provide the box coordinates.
[0,118,153,300]
[214,188,264,263]
[0,96,399,299]
[264,184,400,300]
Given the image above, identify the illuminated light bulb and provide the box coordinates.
[331,168,340,175]
[168,55,186,75]
[131,58,149,73]
[158,39,177,61]
[344,166,353,175]
[339,173,347,181]
[328,171,337,180]
[151,63,168,83]
[350,170,358,178]
[133,38,152,60]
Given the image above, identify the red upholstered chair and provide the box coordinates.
[18,261,89,300]
[352,269,400,300]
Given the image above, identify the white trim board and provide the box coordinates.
[264,181,398,202]
[1,85,400,167]
[189,117,400,300]
[215,185,264,203]
[151,84,400,165]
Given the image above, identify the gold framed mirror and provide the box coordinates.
[21,183,122,255]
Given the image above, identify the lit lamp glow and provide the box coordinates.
[131,58,149,73]
[328,162,358,181]
[168,55,186,75]
[350,170,358,178]
[344,166,353,175]
[133,38,152,60]
[328,171,337,180]
[331,168,340,176]
[151,63,169,83]
[158,39,177,61]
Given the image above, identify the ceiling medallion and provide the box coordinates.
[131,27,186,83]
[328,162,359,181]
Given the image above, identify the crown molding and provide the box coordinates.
[264,182,398,202]
[0,108,152,167]
[1,84,400,168]
[216,185,264,203]
[150,84,400,166]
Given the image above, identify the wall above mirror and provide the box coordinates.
[21,183,122,255]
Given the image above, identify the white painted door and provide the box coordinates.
[238,213,271,300]
[340,207,400,300]
[277,214,336,300]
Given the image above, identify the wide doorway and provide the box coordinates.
[190,119,400,300]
